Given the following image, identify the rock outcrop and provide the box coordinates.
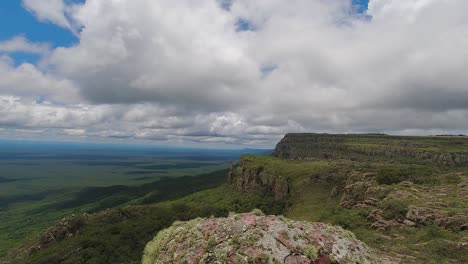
[228,157,289,200]
[143,211,390,264]
[338,171,388,209]
[405,206,468,231]
[273,133,468,165]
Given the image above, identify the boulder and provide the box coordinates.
[143,211,390,264]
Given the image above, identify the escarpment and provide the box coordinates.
[228,157,289,200]
[228,134,468,263]
[273,133,468,165]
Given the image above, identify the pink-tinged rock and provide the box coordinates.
[275,234,295,251]
[200,219,220,234]
[258,216,276,228]
[295,223,305,230]
[241,213,257,227]
[308,231,326,243]
[245,247,256,256]
[285,255,310,263]
[313,255,332,264]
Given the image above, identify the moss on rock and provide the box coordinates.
[142,211,386,264]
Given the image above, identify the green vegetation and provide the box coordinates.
[274,133,468,166]
[238,154,330,177]
[243,152,468,263]
[0,169,228,260]
[380,199,409,220]
[0,153,230,198]
[375,166,441,185]
[343,134,468,153]
[0,143,266,260]
[230,137,468,263]
[5,135,468,263]
[8,185,284,264]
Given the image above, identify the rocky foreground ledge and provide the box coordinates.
[142,211,392,264]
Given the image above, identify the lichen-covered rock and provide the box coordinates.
[142,211,385,264]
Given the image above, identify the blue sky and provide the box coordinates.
[352,0,369,13]
[0,1,77,65]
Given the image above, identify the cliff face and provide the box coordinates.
[143,211,391,264]
[273,133,468,165]
[228,157,289,200]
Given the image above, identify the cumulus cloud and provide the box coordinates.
[0,95,287,146]
[0,36,50,54]
[0,96,107,129]
[45,0,260,112]
[1,0,468,147]
[0,56,79,103]
[22,0,82,34]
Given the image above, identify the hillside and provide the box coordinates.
[6,183,284,264]
[7,133,468,263]
[229,133,468,263]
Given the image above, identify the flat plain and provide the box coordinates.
[0,140,267,258]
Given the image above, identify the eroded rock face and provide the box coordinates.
[339,172,388,209]
[229,159,289,200]
[142,211,385,264]
[273,133,468,165]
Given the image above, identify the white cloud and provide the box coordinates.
[44,0,259,111]
[63,128,86,136]
[0,36,50,54]
[368,0,437,22]
[0,96,106,129]
[1,0,468,147]
[22,0,82,33]
[0,56,79,103]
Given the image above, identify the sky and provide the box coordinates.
[0,0,467,148]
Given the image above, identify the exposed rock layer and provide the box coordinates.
[273,133,468,165]
[228,158,289,200]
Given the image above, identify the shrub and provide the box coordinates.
[380,199,409,220]
[376,168,405,185]
[376,166,438,185]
